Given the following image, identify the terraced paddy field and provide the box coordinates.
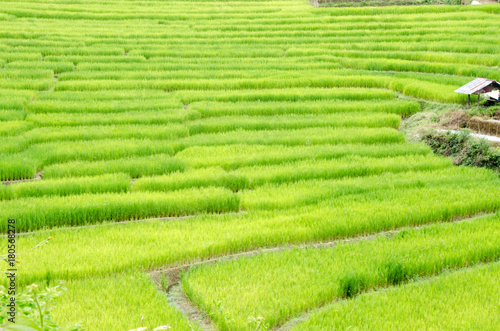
[0,0,499,330]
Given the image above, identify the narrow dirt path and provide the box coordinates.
[166,285,217,331]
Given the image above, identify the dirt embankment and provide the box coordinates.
[467,117,500,137]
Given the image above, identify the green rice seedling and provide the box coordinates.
[336,57,500,81]
[174,87,395,104]
[0,52,42,62]
[0,78,52,91]
[233,154,451,187]
[0,187,240,233]
[305,49,500,68]
[188,113,401,135]
[28,98,182,113]
[177,143,432,170]
[133,167,250,192]
[181,215,500,330]
[0,89,37,109]
[321,4,498,16]
[191,100,420,117]
[44,55,147,64]
[5,61,74,73]
[0,139,179,178]
[293,262,500,330]
[19,124,189,146]
[0,173,130,200]
[8,181,500,285]
[0,155,38,181]
[51,74,396,92]
[26,109,201,126]
[0,136,31,154]
[35,90,178,102]
[51,272,196,331]
[43,155,187,179]
[76,60,341,73]
[389,78,468,104]
[0,120,33,136]
[58,69,317,81]
[392,71,471,87]
[0,96,29,110]
[0,110,27,121]
[336,39,500,56]
[240,167,497,210]
[2,3,500,328]
[127,48,283,59]
[39,47,124,57]
[0,69,53,79]
[26,138,179,167]
[178,127,404,149]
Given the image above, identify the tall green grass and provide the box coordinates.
[182,215,500,330]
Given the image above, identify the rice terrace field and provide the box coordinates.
[1,0,500,330]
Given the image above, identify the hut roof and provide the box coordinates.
[454,78,500,95]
